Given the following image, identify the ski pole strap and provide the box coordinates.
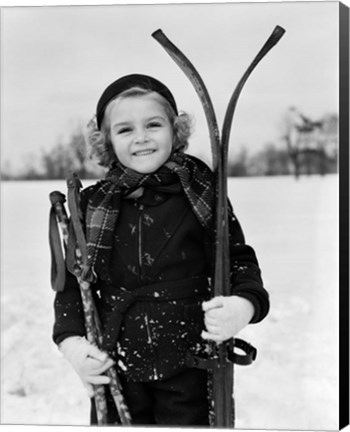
[186,338,257,369]
[228,338,257,365]
[49,191,67,292]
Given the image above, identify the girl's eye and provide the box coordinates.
[117,127,132,134]
[147,122,162,129]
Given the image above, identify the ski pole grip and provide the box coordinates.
[49,190,66,207]
[66,173,88,267]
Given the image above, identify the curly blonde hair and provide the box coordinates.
[85,87,193,168]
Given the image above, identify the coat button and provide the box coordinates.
[154,193,164,202]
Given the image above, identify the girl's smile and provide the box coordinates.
[109,93,174,173]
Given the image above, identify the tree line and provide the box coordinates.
[2,108,338,180]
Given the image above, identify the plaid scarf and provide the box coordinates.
[83,152,214,282]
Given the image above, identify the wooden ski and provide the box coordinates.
[152,26,285,427]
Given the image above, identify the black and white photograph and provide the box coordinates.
[1,0,349,430]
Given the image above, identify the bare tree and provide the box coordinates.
[38,126,107,179]
[41,142,75,179]
[280,107,304,178]
[280,107,337,179]
[254,143,290,176]
[228,147,249,177]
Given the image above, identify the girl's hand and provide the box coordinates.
[201,296,255,343]
[59,336,114,397]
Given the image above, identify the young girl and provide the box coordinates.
[53,74,269,426]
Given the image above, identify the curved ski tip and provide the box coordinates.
[274,25,286,37]
[151,29,163,38]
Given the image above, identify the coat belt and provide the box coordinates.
[100,275,209,352]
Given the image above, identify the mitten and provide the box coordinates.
[201,296,255,342]
[59,336,114,397]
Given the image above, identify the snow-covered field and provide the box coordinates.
[1,175,339,429]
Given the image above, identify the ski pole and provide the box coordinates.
[49,186,131,425]
[49,190,108,424]
[66,174,132,425]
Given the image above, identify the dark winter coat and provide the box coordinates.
[53,179,269,382]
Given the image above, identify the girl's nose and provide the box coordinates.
[134,128,149,144]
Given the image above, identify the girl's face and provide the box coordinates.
[108,93,174,173]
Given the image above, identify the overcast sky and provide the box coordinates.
[1,1,342,172]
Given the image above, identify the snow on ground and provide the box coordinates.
[0,175,339,429]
